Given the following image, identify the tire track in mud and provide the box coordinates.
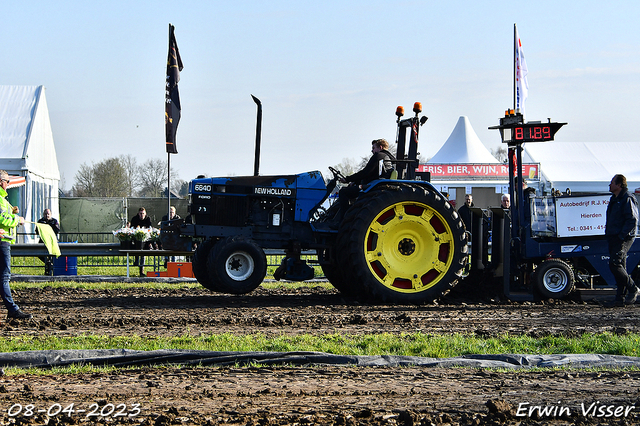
[6,286,639,338]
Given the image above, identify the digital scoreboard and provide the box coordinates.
[490,116,566,144]
[515,124,554,141]
[506,122,565,143]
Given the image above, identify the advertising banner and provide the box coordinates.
[555,194,609,238]
[417,163,539,179]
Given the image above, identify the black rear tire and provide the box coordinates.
[207,236,267,294]
[318,248,362,298]
[336,184,467,304]
[192,238,218,291]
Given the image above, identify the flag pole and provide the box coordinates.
[166,23,172,219]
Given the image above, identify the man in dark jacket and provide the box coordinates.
[458,194,474,232]
[131,207,152,277]
[334,139,395,222]
[605,174,640,305]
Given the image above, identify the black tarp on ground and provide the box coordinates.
[0,349,639,369]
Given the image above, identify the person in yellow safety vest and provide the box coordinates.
[0,170,32,320]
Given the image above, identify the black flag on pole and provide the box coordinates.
[165,24,183,154]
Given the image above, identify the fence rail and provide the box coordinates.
[10,233,320,275]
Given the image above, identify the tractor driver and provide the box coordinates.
[333,139,396,225]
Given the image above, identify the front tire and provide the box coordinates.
[337,185,467,304]
[207,236,267,294]
[533,259,575,299]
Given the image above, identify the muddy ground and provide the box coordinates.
[0,279,639,425]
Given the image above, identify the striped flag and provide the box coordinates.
[515,26,529,118]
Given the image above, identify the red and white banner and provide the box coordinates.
[7,175,25,189]
[417,163,539,179]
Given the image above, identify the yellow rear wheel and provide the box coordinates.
[336,185,467,303]
[364,201,455,293]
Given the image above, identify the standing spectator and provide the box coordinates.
[131,207,152,229]
[0,170,32,320]
[161,206,180,223]
[37,208,60,276]
[131,207,152,277]
[605,174,640,305]
[160,206,181,261]
[501,194,510,209]
[458,194,474,232]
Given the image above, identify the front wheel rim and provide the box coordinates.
[542,268,569,293]
[364,201,455,293]
[225,251,254,281]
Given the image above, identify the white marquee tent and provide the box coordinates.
[428,116,500,164]
[0,85,60,241]
[524,142,640,194]
[422,116,505,207]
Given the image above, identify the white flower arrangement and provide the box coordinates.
[149,228,161,242]
[113,227,160,242]
[113,227,134,242]
[133,228,149,242]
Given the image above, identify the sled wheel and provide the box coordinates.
[337,184,467,304]
[207,236,267,294]
[533,259,575,299]
[318,248,361,298]
[192,238,219,291]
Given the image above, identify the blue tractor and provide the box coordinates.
[163,99,469,303]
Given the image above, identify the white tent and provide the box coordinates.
[428,116,500,164]
[524,142,640,194]
[0,85,60,241]
[422,116,504,208]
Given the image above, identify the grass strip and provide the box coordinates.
[1,332,638,358]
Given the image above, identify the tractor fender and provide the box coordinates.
[362,179,442,195]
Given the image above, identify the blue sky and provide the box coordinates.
[4,1,640,189]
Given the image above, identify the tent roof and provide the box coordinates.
[0,86,39,159]
[524,142,640,193]
[428,116,499,164]
[0,85,59,180]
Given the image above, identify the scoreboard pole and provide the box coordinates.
[489,111,566,295]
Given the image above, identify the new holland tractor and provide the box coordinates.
[162,98,468,304]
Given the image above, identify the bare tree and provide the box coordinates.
[72,158,128,197]
[72,163,95,197]
[174,178,189,197]
[329,157,361,179]
[94,158,129,196]
[118,154,140,196]
[491,146,508,163]
[138,158,179,197]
